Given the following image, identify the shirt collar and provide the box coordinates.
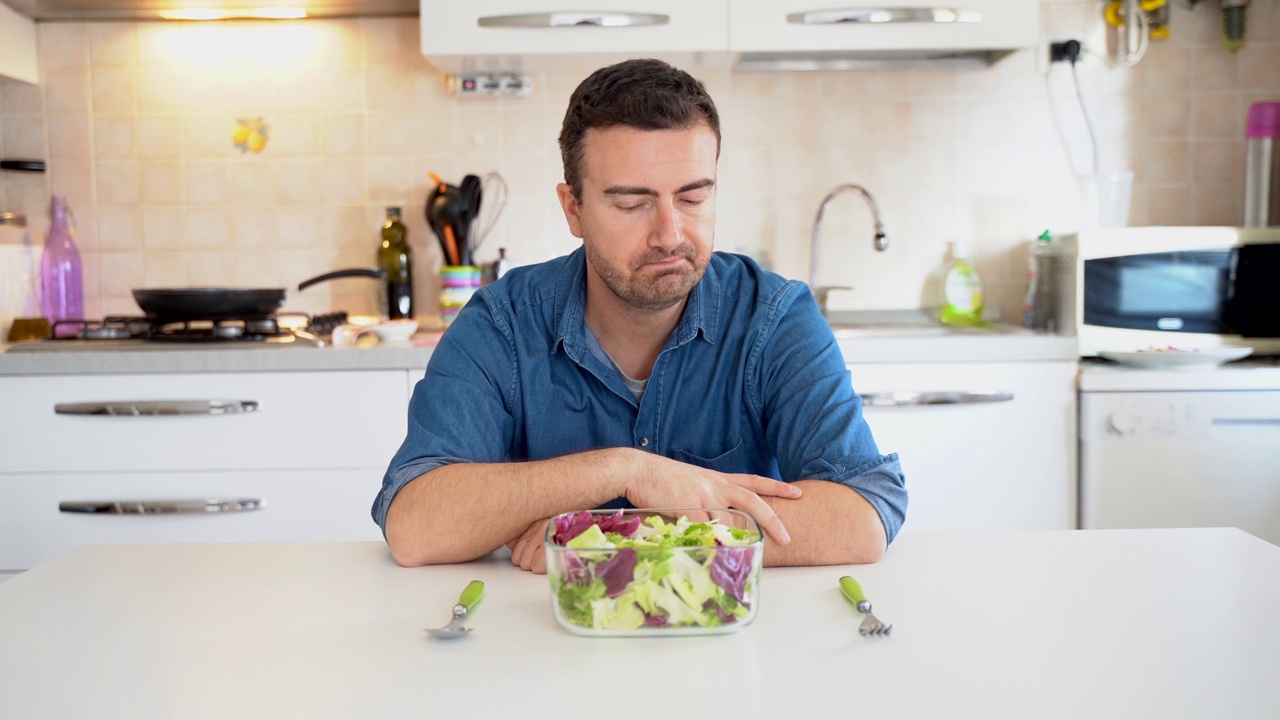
[552,248,722,359]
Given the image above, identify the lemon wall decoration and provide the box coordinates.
[233,117,269,154]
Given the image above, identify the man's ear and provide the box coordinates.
[556,183,584,239]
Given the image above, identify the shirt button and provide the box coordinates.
[639,437,650,447]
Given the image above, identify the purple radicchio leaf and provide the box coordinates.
[552,511,595,545]
[644,614,669,628]
[714,603,739,624]
[709,546,755,604]
[563,551,590,586]
[594,511,642,538]
[595,548,637,598]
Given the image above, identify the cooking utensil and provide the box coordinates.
[471,172,507,254]
[426,174,468,266]
[839,575,892,636]
[132,268,383,322]
[1,160,46,172]
[425,580,485,639]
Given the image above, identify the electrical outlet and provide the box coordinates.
[447,74,533,99]
[1038,37,1085,75]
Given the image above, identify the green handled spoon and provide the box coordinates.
[839,576,892,636]
[426,580,485,639]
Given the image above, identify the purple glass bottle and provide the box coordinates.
[41,196,84,334]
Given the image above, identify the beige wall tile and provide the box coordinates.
[143,251,189,286]
[187,251,236,285]
[1192,187,1242,226]
[97,207,143,250]
[1192,96,1241,138]
[321,159,366,204]
[1143,45,1192,94]
[186,162,229,206]
[91,69,138,116]
[137,116,183,158]
[187,207,232,250]
[89,24,138,68]
[38,24,90,74]
[48,161,95,213]
[137,69,186,115]
[226,160,278,204]
[234,251,282,286]
[43,69,92,115]
[232,207,278,249]
[1146,95,1191,137]
[275,160,324,204]
[94,117,138,158]
[2,116,45,157]
[98,251,144,295]
[48,116,93,159]
[1141,140,1191,184]
[95,161,141,206]
[142,206,188,249]
[141,161,185,204]
[367,111,413,156]
[1239,46,1280,91]
[1148,185,1194,226]
[266,114,319,157]
[322,113,366,156]
[1192,141,1243,186]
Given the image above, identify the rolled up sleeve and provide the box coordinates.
[370,296,518,534]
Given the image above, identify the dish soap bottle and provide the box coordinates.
[377,206,413,319]
[938,239,983,327]
[41,196,83,336]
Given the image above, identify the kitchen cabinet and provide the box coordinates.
[728,0,1039,55]
[0,370,411,575]
[0,2,37,85]
[418,0,1038,74]
[419,0,729,74]
[848,360,1078,533]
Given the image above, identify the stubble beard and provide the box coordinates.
[584,240,709,312]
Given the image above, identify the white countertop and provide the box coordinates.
[0,328,1077,375]
[2,528,1277,719]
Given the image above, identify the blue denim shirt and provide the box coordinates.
[372,249,908,542]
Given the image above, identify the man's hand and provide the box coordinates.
[621,451,802,544]
[507,517,551,574]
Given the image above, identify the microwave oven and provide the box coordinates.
[1030,226,1280,356]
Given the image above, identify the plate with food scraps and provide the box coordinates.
[1099,346,1253,369]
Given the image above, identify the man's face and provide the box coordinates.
[557,123,718,312]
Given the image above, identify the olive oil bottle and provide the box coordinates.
[377,207,413,319]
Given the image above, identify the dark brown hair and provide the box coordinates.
[559,58,721,199]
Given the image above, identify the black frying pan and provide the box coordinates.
[133,268,384,321]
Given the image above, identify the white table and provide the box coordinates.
[2,528,1278,719]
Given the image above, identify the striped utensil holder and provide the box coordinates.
[439,265,481,325]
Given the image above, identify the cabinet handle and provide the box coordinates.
[54,400,260,416]
[477,12,669,28]
[787,7,983,24]
[59,499,265,515]
[859,391,1013,407]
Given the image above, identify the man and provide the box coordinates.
[373,58,906,573]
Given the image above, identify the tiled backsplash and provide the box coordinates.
[0,0,1277,322]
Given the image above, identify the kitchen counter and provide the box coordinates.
[2,528,1277,719]
[0,326,1076,375]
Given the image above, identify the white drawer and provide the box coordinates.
[0,470,385,571]
[0,371,408,473]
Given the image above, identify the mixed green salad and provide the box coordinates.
[548,511,761,632]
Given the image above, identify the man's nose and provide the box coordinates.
[650,200,683,249]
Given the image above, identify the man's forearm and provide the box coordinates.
[760,480,887,566]
[384,449,633,567]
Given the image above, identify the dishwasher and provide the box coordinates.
[1079,360,1280,546]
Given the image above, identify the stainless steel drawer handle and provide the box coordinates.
[54,400,260,416]
[859,391,1013,407]
[59,499,265,515]
[478,12,669,28]
[787,7,983,24]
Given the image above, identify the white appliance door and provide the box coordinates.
[1080,390,1280,545]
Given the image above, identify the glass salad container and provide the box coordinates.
[544,508,764,637]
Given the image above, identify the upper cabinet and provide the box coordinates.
[420,0,1039,74]
[729,0,1039,55]
[420,0,730,74]
[0,1,38,84]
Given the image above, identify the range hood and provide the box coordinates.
[2,0,417,21]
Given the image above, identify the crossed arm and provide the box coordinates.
[384,446,887,573]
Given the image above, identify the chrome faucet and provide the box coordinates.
[809,184,888,315]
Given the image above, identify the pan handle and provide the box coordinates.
[297,268,384,291]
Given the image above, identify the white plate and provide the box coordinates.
[1100,347,1253,369]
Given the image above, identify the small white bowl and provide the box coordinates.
[369,319,419,343]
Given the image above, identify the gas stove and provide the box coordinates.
[5,313,352,352]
